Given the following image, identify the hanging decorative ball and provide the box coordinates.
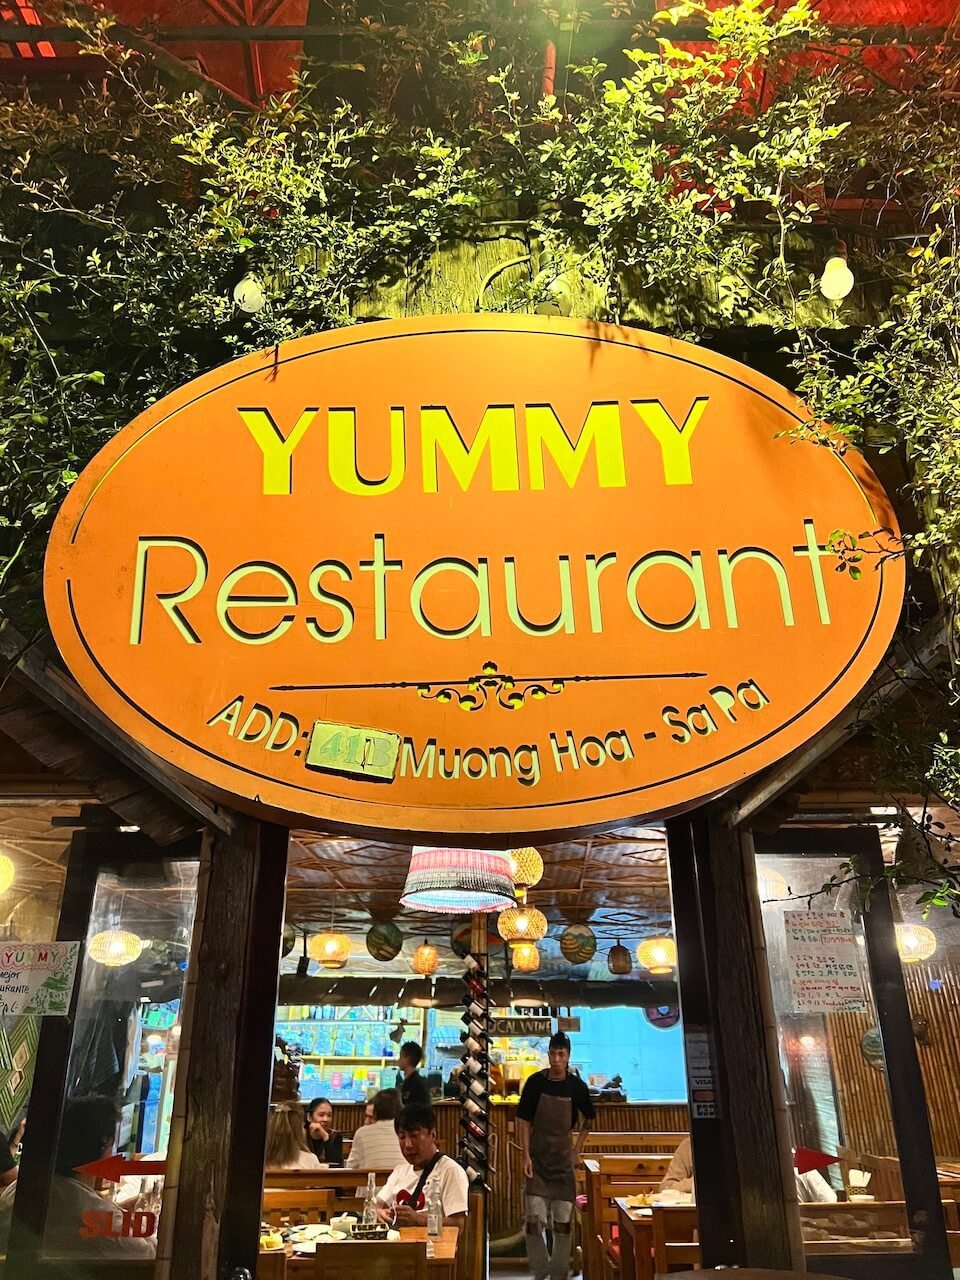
[644,1005,681,1031]
[860,1027,885,1073]
[412,938,440,976]
[498,906,548,945]
[307,932,352,969]
[509,848,544,890]
[0,854,15,896]
[89,929,144,967]
[512,942,541,973]
[281,925,296,958]
[895,923,936,964]
[366,921,403,962]
[607,940,633,976]
[560,923,597,964]
[636,936,677,974]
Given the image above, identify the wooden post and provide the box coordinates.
[666,808,794,1269]
[164,816,287,1279]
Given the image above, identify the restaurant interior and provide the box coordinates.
[3,771,960,1278]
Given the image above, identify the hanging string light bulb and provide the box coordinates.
[819,243,855,302]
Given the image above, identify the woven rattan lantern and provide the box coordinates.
[307,931,352,969]
[895,923,936,964]
[757,867,790,902]
[0,854,15,896]
[412,938,440,976]
[607,940,633,976]
[89,929,144,967]
[509,847,544,889]
[498,905,548,945]
[636,935,677,975]
[512,942,541,973]
[401,847,515,913]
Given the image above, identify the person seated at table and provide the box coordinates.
[376,1104,468,1228]
[306,1097,344,1165]
[265,1102,322,1171]
[363,1099,377,1125]
[660,1138,837,1203]
[347,1089,403,1170]
[0,1095,155,1259]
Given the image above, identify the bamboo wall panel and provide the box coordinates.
[827,959,960,1161]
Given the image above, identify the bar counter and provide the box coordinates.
[332,1100,688,1236]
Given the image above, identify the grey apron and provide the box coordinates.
[526,1089,576,1203]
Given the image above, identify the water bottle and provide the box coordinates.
[363,1171,378,1226]
[426,1179,442,1252]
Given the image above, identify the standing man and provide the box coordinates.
[517,1031,594,1280]
[397,1041,431,1109]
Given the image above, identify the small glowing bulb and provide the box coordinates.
[233,273,266,314]
[819,254,855,302]
[800,1034,817,1049]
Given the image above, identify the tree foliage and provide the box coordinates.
[3,0,960,894]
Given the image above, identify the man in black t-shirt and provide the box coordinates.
[517,1031,594,1280]
[397,1041,431,1109]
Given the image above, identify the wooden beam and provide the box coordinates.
[725,617,948,828]
[0,621,231,838]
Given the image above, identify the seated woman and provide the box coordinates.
[306,1098,343,1166]
[265,1102,322,1171]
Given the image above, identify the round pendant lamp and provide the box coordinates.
[607,939,633,976]
[636,935,677,974]
[0,854,15,896]
[509,847,544,889]
[895,923,936,964]
[560,923,597,964]
[757,867,790,903]
[412,938,440,976]
[401,847,515,913]
[307,931,352,969]
[498,905,548,945]
[89,929,144,967]
[512,942,541,973]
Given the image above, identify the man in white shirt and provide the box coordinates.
[347,1090,403,1170]
[376,1104,469,1227]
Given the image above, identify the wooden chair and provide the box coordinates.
[651,1205,700,1274]
[310,1240,427,1280]
[455,1188,483,1280]
[261,1187,335,1228]
[582,1159,669,1280]
[836,1147,903,1201]
[799,1198,910,1251]
[257,1250,288,1278]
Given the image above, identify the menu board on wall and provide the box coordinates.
[784,910,866,1013]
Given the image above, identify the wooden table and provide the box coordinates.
[282,1225,458,1278]
[614,1198,654,1280]
[665,1272,849,1279]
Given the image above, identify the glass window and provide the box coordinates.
[35,856,197,1263]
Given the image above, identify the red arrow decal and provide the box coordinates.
[75,1154,166,1182]
[794,1146,839,1175]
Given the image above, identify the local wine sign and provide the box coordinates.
[44,316,904,837]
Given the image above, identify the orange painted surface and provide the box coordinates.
[44,316,904,838]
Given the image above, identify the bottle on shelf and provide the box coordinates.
[363,1171,378,1226]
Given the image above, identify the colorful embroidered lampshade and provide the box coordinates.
[401,847,515,913]
[412,938,440,975]
[895,923,936,964]
[636,935,677,974]
[89,929,144,967]
[512,942,541,973]
[307,931,352,969]
[607,940,633,975]
[498,906,548,945]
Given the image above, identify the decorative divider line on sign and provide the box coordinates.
[460,951,491,1184]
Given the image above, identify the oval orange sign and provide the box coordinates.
[44,316,904,839]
